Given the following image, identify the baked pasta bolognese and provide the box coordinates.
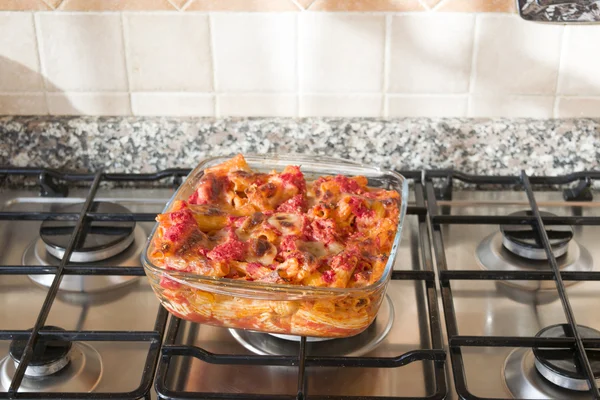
[144,154,404,337]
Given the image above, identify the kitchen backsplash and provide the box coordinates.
[0,0,599,118]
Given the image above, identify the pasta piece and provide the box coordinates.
[230,261,276,281]
[205,154,251,175]
[251,312,287,333]
[293,308,370,331]
[267,213,305,236]
[189,290,215,318]
[270,301,299,317]
[312,300,335,314]
[327,250,361,288]
[164,298,194,318]
[246,237,278,265]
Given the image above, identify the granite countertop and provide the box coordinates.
[1,116,599,179]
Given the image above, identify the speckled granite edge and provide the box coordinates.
[0,116,599,185]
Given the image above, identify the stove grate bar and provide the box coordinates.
[0,212,158,222]
[432,214,600,225]
[449,335,600,348]
[440,269,600,280]
[160,344,446,368]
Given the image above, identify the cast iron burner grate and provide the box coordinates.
[0,166,599,400]
[425,170,600,400]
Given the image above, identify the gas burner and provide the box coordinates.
[22,202,145,293]
[503,324,600,399]
[41,202,136,263]
[501,211,574,260]
[230,294,394,356]
[10,326,72,377]
[533,324,600,391]
[0,326,102,393]
[476,232,593,292]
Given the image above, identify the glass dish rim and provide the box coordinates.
[141,153,409,298]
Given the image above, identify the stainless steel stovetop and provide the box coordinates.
[0,181,599,399]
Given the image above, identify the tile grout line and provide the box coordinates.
[382,14,392,118]
[120,12,134,116]
[31,12,50,115]
[553,25,568,118]
[207,14,219,117]
[297,12,303,117]
[289,0,304,11]
[6,91,560,97]
[466,14,480,118]
[417,0,431,11]
[180,0,195,11]
[293,13,300,117]
[165,0,183,11]
[431,0,449,11]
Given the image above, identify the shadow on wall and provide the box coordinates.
[0,55,77,115]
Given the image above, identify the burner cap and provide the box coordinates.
[40,202,135,263]
[1,342,102,393]
[476,232,593,292]
[500,211,573,260]
[9,326,71,377]
[504,348,591,399]
[533,324,600,391]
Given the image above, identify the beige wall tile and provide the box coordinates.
[47,92,131,115]
[300,94,382,117]
[436,0,515,12]
[388,14,474,94]
[469,95,553,118]
[58,0,175,11]
[0,13,44,91]
[473,15,562,95]
[308,0,424,11]
[387,95,467,117]
[211,13,296,92]
[185,0,298,11]
[36,13,128,91]
[0,93,47,115]
[218,94,297,117]
[0,1,49,10]
[300,14,385,93]
[556,97,600,118]
[132,93,214,116]
[558,26,600,96]
[124,14,212,91]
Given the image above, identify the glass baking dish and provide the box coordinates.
[142,154,408,338]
